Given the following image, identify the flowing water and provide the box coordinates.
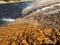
[0,2,31,25]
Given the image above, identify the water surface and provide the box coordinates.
[0,2,31,25]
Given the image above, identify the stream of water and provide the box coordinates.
[0,2,31,25]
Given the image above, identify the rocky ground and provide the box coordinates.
[0,0,60,45]
[9,3,60,28]
[0,24,60,45]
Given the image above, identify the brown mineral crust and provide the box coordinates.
[0,24,60,45]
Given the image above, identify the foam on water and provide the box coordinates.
[2,18,15,22]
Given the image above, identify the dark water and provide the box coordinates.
[0,2,31,25]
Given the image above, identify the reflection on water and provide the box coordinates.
[0,2,31,25]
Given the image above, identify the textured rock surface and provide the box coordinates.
[0,0,60,45]
[22,0,60,15]
[9,2,60,28]
[0,24,60,45]
[21,0,60,28]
